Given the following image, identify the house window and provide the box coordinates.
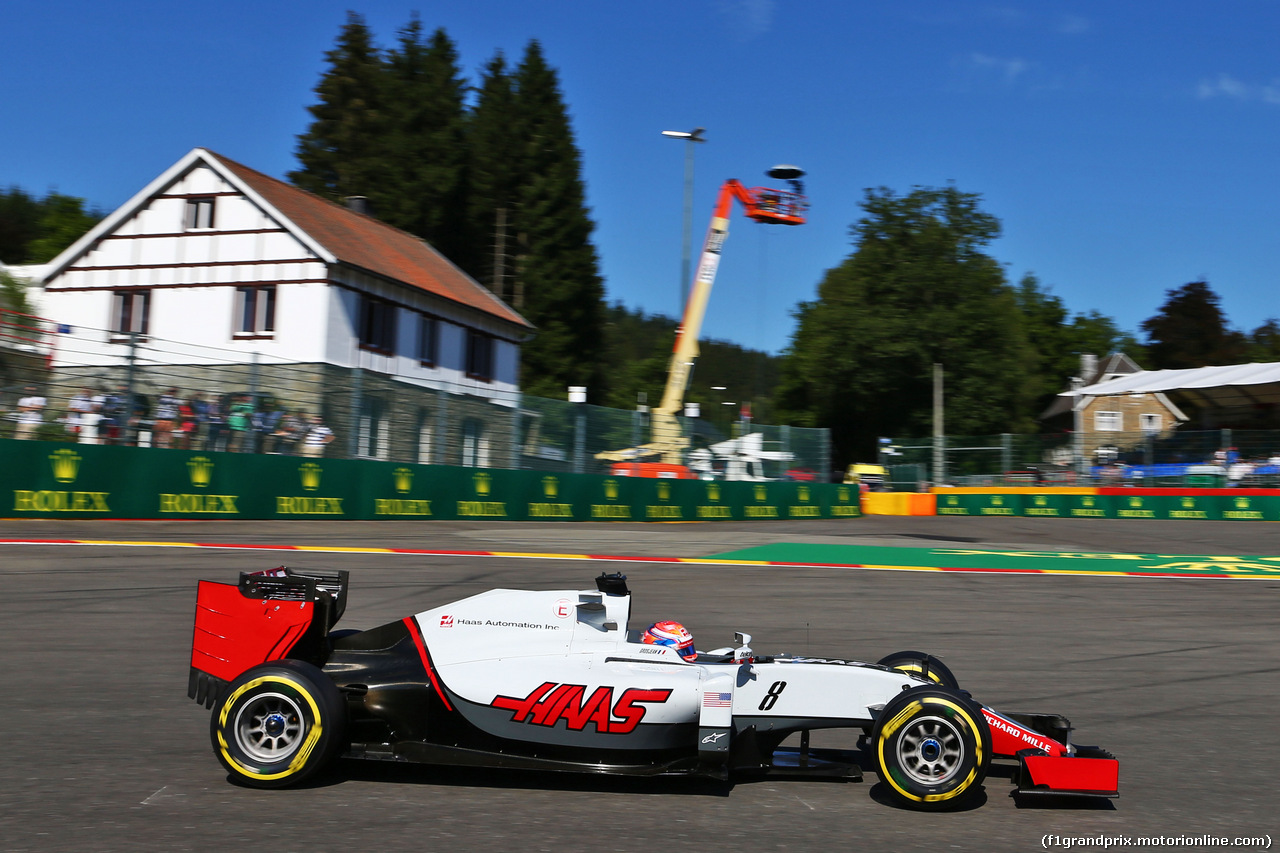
[466,329,494,381]
[111,290,151,337]
[185,197,215,229]
[418,314,438,365]
[356,397,388,459]
[462,418,489,467]
[1140,413,1161,433]
[236,285,276,336]
[416,408,433,464]
[1095,411,1122,431]
[358,295,396,354]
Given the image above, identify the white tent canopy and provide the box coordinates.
[1061,362,1280,408]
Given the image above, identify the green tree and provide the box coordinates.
[1013,274,1076,409]
[0,188,101,264]
[508,41,606,398]
[1140,280,1246,368]
[26,193,101,263]
[1014,274,1141,408]
[289,12,390,206]
[381,19,472,266]
[0,187,41,263]
[598,302,782,426]
[468,52,522,298]
[0,269,34,315]
[777,186,1036,464]
[1068,311,1141,365]
[1249,318,1280,362]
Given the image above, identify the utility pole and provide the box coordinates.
[933,363,945,486]
[492,207,508,302]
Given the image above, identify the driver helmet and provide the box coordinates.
[642,620,697,661]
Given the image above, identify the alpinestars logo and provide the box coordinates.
[491,682,672,734]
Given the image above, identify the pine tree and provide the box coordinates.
[289,12,390,207]
[468,53,521,298]
[290,25,608,399]
[1141,280,1247,368]
[508,41,606,399]
[381,19,471,264]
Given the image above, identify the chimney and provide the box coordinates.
[1081,353,1097,383]
[344,196,371,216]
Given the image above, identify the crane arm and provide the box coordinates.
[596,176,806,466]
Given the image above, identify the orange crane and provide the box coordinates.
[598,166,807,471]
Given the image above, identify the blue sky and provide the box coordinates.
[4,1,1279,355]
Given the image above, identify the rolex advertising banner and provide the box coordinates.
[930,486,1280,521]
[0,440,862,522]
[934,492,1024,517]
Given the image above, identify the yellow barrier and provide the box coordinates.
[861,492,936,516]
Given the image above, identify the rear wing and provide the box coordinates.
[238,566,349,627]
[188,567,349,708]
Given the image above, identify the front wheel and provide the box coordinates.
[871,686,990,810]
[210,659,346,788]
[876,650,959,689]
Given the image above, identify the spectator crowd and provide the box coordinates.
[4,385,336,456]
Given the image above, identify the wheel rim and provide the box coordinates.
[895,714,965,786]
[234,691,305,763]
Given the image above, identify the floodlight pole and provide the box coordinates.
[662,127,706,312]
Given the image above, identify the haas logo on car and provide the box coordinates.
[491,682,672,734]
[439,614,454,629]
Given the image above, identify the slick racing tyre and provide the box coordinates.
[876,650,959,689]
[872,686,990,811]
[211,659,346,789]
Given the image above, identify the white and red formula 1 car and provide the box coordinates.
[188,570,1118,809]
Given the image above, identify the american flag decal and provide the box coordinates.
[703,692,732,707]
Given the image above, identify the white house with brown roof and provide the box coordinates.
[39,148,532,397]
[35,148,534,465]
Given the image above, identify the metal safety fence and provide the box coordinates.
[880,429,1280,490]
[0,323,830,480]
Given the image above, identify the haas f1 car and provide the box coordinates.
[188,569,1118,809]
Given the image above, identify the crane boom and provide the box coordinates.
[598,174,806,466]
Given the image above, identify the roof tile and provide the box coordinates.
[208,150,531,329]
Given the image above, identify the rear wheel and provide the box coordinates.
[210,659,346,788]
[872,686,990,810]
[876,650,959,689]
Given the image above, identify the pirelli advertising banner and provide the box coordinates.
[0,440,862,522]
[932,487,1280,521]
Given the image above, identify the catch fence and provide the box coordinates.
[881,429,1280,490]
[0,323,830,479]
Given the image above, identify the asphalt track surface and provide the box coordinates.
[2,516,1278,853]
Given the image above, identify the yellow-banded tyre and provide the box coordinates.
[872,686,990,811]
[876,651,959,689]
[210,660,346,789]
